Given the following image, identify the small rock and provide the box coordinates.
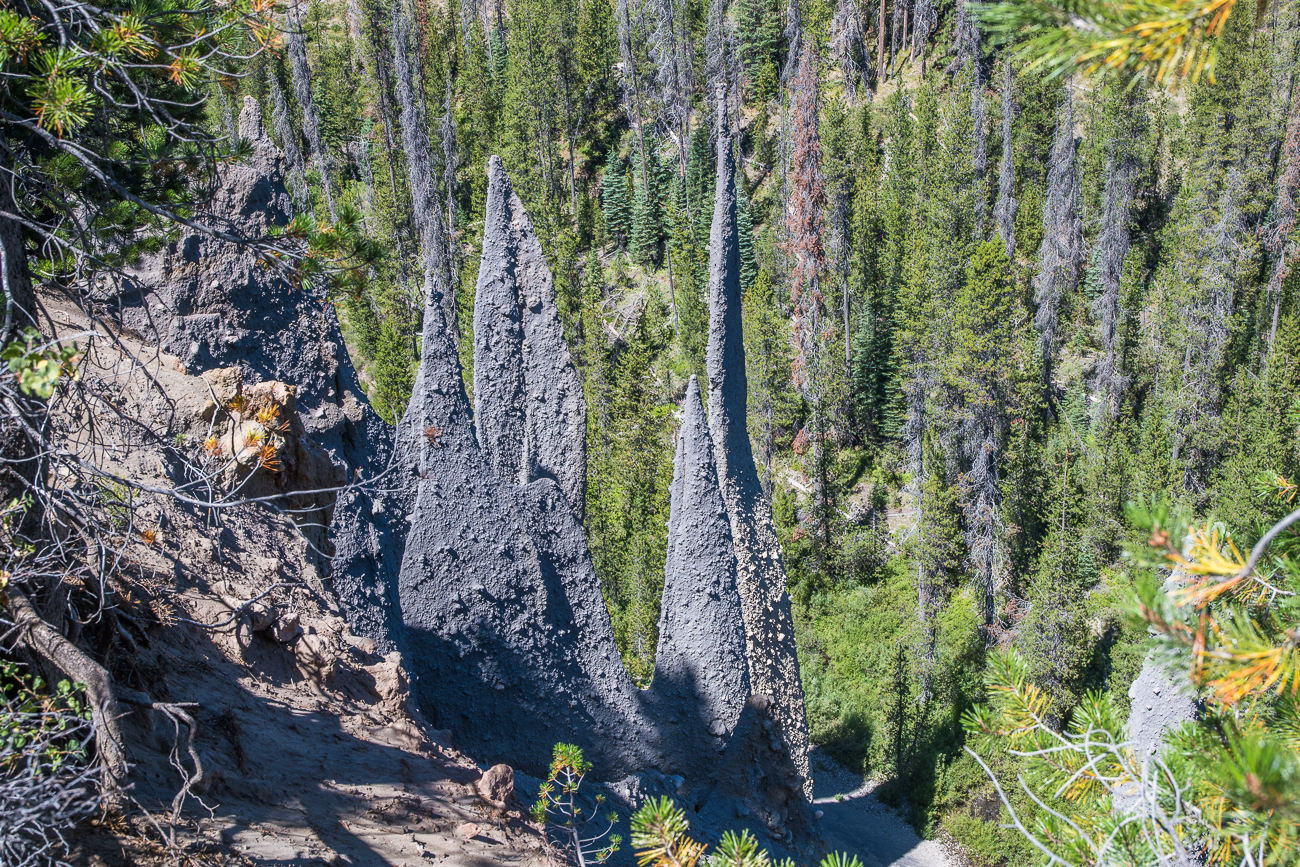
[381,718,426,750]
[455,822,479,840]
[269,611,302,643]
[477,763,515,805]
[369,652,409,705]
[244,602,275,633]
[343,633,379,656]
[293,630,338,686]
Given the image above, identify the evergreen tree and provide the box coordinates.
[602,151,632,247]
[736,0,782,100]
[630,140,664,267]
[685,124,714,245]
[942,240,1022,624]
[737,182,758,292]
[743,270,799,497]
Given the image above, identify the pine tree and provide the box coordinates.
[285,0,338,219]
[630,141,664,267]
[743,270,798,496]
[685,124,713,243]
[943,239,1021,624]
[914,436,963,703]
[736,0,782,100]
[737,182,758,292]
[602,152,632,248]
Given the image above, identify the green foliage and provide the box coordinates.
[974,0,1266,88]
[1,329,79,399]
[585,299,675,682]
[533,743,622,866]
[966,488,1300,866]
[631,797,861,867]
[630,142,664,267]
[736,0,782,101]
[602,152,632,247]
[0,0,276,137]
[0,661,88,771]
[172,4,1300,865]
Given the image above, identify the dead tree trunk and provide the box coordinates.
[8,589,129,806]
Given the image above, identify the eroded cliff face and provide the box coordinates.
[107,98,817,855]
[392,162,755,780]
[96,96,408,650]
[473,157,586,517]
[704,103,812,791]
[386,154,819,854]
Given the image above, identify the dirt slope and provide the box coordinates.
[41,291,554,867]
[810,753,953,867]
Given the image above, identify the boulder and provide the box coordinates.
[476,764,515,806]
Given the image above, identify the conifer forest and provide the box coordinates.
[213,0,1300,854]
[8,0,1300,863]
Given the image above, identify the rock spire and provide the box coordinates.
[396,160,756,782]
[328,154,817,857]
[704,100,812,791]
[474,156,587,518]
[655,375,750,742]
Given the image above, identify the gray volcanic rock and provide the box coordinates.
[704,104,812,790]
[398,268,653,779]
[96,97,405,650]
[695,695,822,865]
[653,376,749,745]
[1116,650,1198,814]
[473,156,586,518]
[397,259,754,782]
[1126,654,1197,762]
[397,161,810,804]
[1126,573,1198,766]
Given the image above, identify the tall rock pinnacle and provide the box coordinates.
[399,265,645,778]
[654,375,750,746]
[397,160,752,782]
[473,156,587,518]
[347,158,821,860]
[705,103,812,790]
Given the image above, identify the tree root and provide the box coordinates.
[118,687,204,845]
[7,587,129,808]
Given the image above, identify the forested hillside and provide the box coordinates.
[218,0,1298,860]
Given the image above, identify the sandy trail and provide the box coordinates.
[811,752,953,867]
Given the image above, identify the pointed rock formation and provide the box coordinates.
[653,376,749,748]
[474,156,587,517]
[345,156,820,861]
[399,271,645,776]
[705,102,812,790]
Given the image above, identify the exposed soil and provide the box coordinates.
[810,752,953,867]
